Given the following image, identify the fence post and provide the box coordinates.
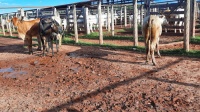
[124,5,127,27]
[7,14,12,36]
[1,15,5,36]
[140,5,144,25]
[84,7,90,34]
[107,6,111,32]
[111,5,115,36]
[190,0,196,38]
[98,0,103,45]
[73,5,78,43]
[66,6,70,33]
[133,0,138,46]
[184,0,191,51]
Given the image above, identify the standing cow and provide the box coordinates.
[11,17,42,54]
[39,17,63,56]
[142,15,167,66]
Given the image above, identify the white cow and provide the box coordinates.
[0,18,13,36]
[142,15,168,66]
[61,18,67,31]
[88,13,119,32]
[129,14,141,27]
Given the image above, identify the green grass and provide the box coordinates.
[123,25,142,32]
[160,49,200,58]
[80,32,144,41]
[62,36,200,58]
[0,34,18,39]
[1,34,200,58]
[190,36,200,44]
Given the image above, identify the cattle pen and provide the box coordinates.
[1,0,200,111]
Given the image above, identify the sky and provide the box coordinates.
[0,0,85,14]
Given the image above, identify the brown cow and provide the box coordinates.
[142,15,167,66]
[11,17,41,54]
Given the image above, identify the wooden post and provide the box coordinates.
[144,0,150,16]
[15,12,17,17]
[84,7,90,34]
[7,14,12,36]
[120,6,123,27]
[184,0,191,51]
[20,8,24,19]
[124,5,127,27]
[111,5,115,36]
[114,9,117,25]
[98,0,103,45]
[190,0,196,38]
[73,5,78,43]
[196,3,200,19]
[107,6,111,32]
[140,5,144,25]
[36,9,39,18]
[0,15,5,36]
[11,16,16,32]
[66,6,70,33]
[133,0,138,46]
[25,11,28,17]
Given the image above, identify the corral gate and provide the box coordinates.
[149,0,185,33]
[66,7,85,33]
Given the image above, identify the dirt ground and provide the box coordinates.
[0,30,200,112]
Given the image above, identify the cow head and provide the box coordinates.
[11,17,19,27]
[158,15,168,25]
[51,20,63,35]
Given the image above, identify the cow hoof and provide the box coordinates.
[145,61,150,65]
[153,63,157,66]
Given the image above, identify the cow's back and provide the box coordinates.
[13,18,40,40]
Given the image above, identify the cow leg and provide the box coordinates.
[156,43,161,57]
[47,37,51,53]
[151,41,157,66]
[37,36,42,51]
[151,48,156,66]
[147,40,151,63]
[156,38,161,57]
[52,40,54,56]
[27,37,33,55]
[145,39,151,64]
[56,36,59,52]
[145,45,150,64]
[57,34,62,47]
[49,36,54,56]
[40,36,46,56]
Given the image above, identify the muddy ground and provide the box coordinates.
[0,29,200,112]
